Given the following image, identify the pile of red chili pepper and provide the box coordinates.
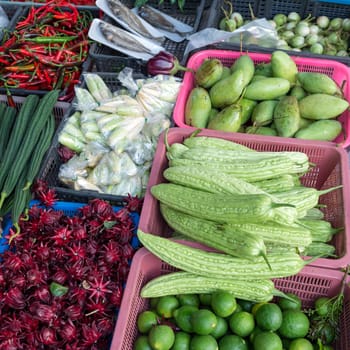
[10,0,96,5]
[0,0,93,100]
[0,181,143,349]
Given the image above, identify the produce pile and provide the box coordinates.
[133,277,348,349]
[0,91,59,239]
[0,1,92,100]
[185,50,349,142]
[57,72,181,197]
[133,132,347,349]
[218,3,350,57]
[0,191,141,349]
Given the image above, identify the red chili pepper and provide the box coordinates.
[6,90,16,108]
[0,57,10,65]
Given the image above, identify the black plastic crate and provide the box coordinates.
[89,0,206,73]
[38,72,146,204]
[0,94,70,129]
[0,1,26,42]
[0,4,100,99]
[202,0,350,65]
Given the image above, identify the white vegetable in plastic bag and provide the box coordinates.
[96,95,144,117]
[104,175,143,197]
[58,153,90,184]
[74,176,103,192]
[87,154,113,186]
[58,111,87,152]
[125,134,155,165]
[84,73,113,103]
[74,86,99,111]
[142,112,171,139]
[83,141,109,167]
[136,76,181,116]
[107,116,145,153]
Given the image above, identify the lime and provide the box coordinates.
[199,293,212,306]
[134,335,153,350]
[150,297,160,310]
[237,299,256,313]
[177,294,200,307]
[218,334,248,350]
[278,293,302,311]
[191,309,218,335]
[278,309,310,339]
[251,302,267,316]
[314,296,331,317]
[211,291,237,318]
[249,327,263,344]
[156,295,180,318]
[255,303,283,332]
[233,303,243,313]
[190,334,218,350]
[289,338,314,350]
[173,305,198,333]
[172,331,191,350]
[210,316,228,339]
[253,331,283,350]
[148,325,175,350]
[137,310,159,334]
[229,311,255,337]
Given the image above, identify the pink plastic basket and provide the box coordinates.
[111,246,350,350]
[138,127,350,270]
[172,49,350,148]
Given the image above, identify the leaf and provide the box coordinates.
[178,0,185,11]
[134,0,148,7]
[104,220,117,229]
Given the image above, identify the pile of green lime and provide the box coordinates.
[134,292,337,350]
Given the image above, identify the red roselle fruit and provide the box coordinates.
[147,51,193,76]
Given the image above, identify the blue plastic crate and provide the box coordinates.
[0,199,140,254]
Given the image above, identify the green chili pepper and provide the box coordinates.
[25,35,78,43]
[50,282,69,297]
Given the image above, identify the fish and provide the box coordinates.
[106,0,156,40]
[138,5,190,35]
[99,21,155,55]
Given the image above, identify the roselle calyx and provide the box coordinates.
[147,51,192,76]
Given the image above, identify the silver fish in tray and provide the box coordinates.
[99,21,155,55]
[106,0,156,40]
[138,5,190,35]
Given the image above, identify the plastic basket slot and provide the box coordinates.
[310,0,350,18]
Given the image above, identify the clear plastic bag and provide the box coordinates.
[184,18,280,58]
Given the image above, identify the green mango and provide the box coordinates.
[195,59,224,89]
[244,78,291,101]
[295,120,342,141]
[207,103,242,132]
[209,69,245,108]
[255,62,273,77]
[239,98,258,125]
[220,66,232,80]
[251,100,279,127]
[271,50,298,84]
[185,87,211,128]
[230,54,255,87]
[289,86,307,100]
[299,94,349,120]
[246,126,278,136]
[297,72,341,95]
[273,95,300,137]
